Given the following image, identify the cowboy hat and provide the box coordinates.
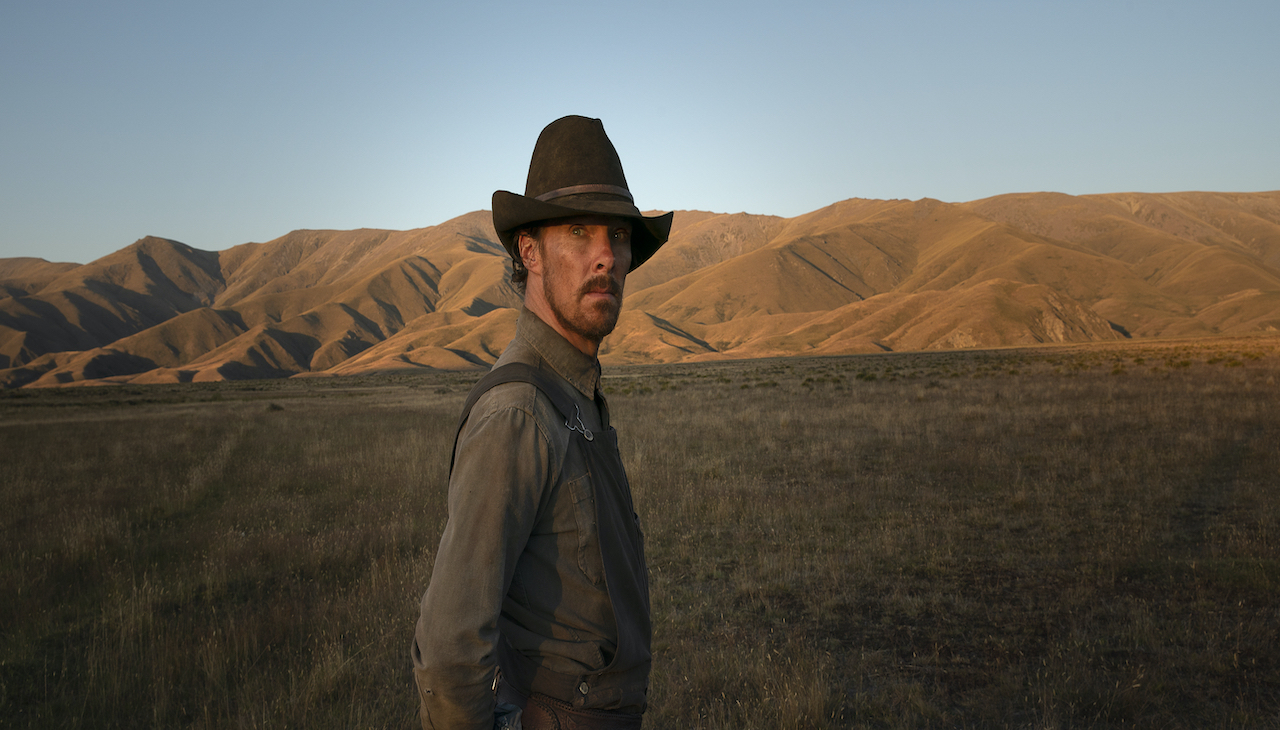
[492,115,673,271]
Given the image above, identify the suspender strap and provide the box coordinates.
[450,363,580,474]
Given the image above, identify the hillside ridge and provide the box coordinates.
[3,191,1278,387]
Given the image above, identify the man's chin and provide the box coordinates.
[593,301,622,329]
[573,305,621,342]
[547,292,622,344]
[584,316,620,341]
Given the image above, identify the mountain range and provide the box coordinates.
[3,191,1278,388]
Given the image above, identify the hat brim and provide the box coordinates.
[492,190,672,272]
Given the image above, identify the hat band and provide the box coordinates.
[534,184,634,203]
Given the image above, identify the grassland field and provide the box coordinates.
[2,336,1278,728]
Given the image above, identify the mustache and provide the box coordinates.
[578,275,622,299]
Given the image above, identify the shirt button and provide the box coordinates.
[578,681,589,695]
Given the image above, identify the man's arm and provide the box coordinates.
[413,397,551,729]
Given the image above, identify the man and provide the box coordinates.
[412,116,672,729]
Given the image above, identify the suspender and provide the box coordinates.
[450,363,580,474]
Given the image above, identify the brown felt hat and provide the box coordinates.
[492,116,672,271]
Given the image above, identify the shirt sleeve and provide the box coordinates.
[413,394,552,729]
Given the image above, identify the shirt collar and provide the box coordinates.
[516,307,601,399]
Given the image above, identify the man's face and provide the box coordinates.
[525,215,633,348]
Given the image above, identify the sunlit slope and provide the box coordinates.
[965,192,1280,335]
[625,211,788,292]
[0,258,80,298]
[1,213,523,386]
[616,198,1133,359]
[2,191,1277,386]
[0,237,225,369]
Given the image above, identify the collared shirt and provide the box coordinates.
[413,308,623,730]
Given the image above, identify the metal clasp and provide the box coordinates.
[566,404,594,441]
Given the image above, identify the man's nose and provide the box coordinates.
[591,229,615,271]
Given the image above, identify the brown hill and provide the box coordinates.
[0,258,80,298]
[963,192,1280,336]
[0,237,224,370]
[2,192,1278,387]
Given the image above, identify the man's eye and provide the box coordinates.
[613,229,631,240]
[571,226,585,236]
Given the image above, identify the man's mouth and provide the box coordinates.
[581,276,621,300]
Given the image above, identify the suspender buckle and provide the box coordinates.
[566,404,594,441]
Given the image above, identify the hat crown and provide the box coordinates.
[524,116,631,201]
[491,115,672,271]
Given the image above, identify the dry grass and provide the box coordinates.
[2,336,1279,728]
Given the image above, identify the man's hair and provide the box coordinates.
[510,225,542,295]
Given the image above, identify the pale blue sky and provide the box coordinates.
[2,0,1277,263]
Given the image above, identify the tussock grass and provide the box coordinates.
[3,338,1279,728]
[1,380,467,728]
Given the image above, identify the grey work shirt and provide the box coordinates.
[413,308,640,729]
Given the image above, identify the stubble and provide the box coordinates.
[544,268,623,344]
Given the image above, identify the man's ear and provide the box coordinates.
[518,232,540,273]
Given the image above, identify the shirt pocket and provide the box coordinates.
[566,473,606,587]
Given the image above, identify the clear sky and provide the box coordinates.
[3,0,1278,264]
